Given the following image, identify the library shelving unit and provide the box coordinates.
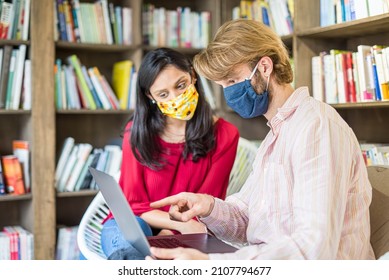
[3,0,388,260]
[53,0,143,259]
[293,0,389,143]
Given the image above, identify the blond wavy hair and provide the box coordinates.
[193,19,293,85]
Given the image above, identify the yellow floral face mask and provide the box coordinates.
[156,84,199,120]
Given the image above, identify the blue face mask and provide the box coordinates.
[223,64,270,118]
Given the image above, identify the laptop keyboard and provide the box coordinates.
[148,237,189,249]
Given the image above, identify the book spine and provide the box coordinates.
[68,55,96,109]
[5,49,17,109]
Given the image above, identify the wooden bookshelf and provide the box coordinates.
[3,0,389,260]
[293,0,389,145]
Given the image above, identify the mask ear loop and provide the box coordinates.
[265,75,270,91]
[247,63,260,80]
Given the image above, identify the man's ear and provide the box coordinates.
[258,56,273,78]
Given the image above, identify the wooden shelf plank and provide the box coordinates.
[297,14,389,39]
[56,109,133,114]
[0,39,30,46]
[0,193,32,202]
[331,101,389,109]
[55,41,140,52]
[142,45,204,54]
[56,190,98,198]
[0,110,31,114]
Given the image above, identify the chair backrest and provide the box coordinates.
[77,137,258,259]
[226,137,258,197]
[77,192,109,260]
[366,165,389,259]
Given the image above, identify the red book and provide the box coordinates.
[1,155,25,195]
[345,52,357,102]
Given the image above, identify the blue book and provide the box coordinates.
[0,161,6,195]
[372,61,382,101]
[55,59,63,109]
[262,7,270,27]
[56,0,68,41]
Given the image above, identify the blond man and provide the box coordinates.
[149,19,375,260]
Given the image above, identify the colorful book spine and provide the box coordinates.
[1,155,25,195]
[67,55,96,109]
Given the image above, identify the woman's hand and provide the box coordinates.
[157,229,175,236]
[177,219,207,234]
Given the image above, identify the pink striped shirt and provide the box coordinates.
[202,87,375,260]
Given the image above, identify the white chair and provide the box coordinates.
[77,137,258,259]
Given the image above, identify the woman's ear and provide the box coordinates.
[146,94,156,103]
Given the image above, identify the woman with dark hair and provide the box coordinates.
[100,48,239,259]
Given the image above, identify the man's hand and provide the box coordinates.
[150,192,215,222]
[146,247,210,260]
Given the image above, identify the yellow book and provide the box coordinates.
[112,60,132,110]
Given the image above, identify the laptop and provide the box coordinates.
[88,167,238,257]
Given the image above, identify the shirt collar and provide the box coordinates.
[267,87,310,135]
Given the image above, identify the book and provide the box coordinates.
[0,232,11,260]
[357,45,375,101]
[100,0,113,44]
[64,143,92,192]
[73,153,94,191]
[93,67,119,110]
[55,137,75,185]
[0,160,6,195]
[5,48,17,109]
[12,140,30,193]
[0,45,12,108]
[1,155,25,195]
[57,144,79,192]
[21,0,30,40]
[3,226,19,260]
[0,1,13,39]
[80,65,102,109]
[67,54,96,109]
[11,44,26,109]
[79,149,102,190]
[112,60,132,109]
[21,59,31,109]
[87,67,111,110]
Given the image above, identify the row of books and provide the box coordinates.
[54,55,121,110]
[0,0,30,40]
[0,44,31,110]
[142,4,211,49]
[232,0,294,36]
[311,45,389,104]
[0,226,33,260]
[56,226,80,260]
[55,137,122,192]
[54,0,132,45]
[360,143,389,166]
[0,140,30,195]
[320,0,389,27]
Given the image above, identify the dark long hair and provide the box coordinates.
[129,48,215,169]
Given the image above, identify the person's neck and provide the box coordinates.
[160,118,187,143]
[263,83,295,121]
[165,117,186,132]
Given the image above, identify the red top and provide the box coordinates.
[106,118,239,220]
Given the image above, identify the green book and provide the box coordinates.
[67,54,96,109]
[5,49,17,109]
